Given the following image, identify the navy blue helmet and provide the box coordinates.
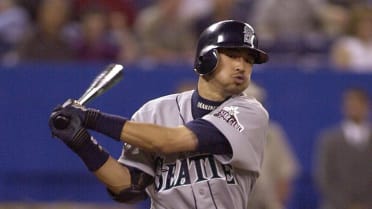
[194,20,269,75]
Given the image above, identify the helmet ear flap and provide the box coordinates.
[195,49,218,75]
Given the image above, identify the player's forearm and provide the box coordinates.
[94,156,131,194]
[70,109,198,153]
[121,121,198,154]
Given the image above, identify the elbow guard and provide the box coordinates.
[107,166,154,203]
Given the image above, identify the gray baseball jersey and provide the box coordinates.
[118,90,269,209]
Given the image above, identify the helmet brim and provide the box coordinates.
[251,48,269,64]
[213,45,269,64]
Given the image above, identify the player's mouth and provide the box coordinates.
[233,74,247,84]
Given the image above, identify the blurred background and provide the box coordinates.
[0,0,371,209]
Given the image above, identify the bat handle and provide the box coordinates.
[53,115,70,129]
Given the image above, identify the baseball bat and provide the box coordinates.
[53,63,124,129]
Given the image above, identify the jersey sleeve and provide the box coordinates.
[202,96,269,173]
[117,105,156,177]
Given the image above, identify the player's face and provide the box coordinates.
[209,48,254,97]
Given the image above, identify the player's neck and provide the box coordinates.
[197,79,227,102]
[191,90,224,119]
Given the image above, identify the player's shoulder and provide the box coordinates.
[229,94,267,113]
[138,90,193,112]
[220,94,269,123]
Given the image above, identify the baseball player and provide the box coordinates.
[49,20,269,209]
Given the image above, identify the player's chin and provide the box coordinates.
[227,84,248,95]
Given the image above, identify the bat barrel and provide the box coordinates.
[77,64,123,105]
[52,63,124,130]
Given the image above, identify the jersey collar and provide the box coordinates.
[191,90,225,119]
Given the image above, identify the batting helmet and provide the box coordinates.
[194,20,269,75]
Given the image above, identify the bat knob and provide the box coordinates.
[53,115,70,129]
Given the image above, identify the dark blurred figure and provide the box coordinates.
[107,5,140,64]
[72,0,137,28]
[314,87,372,209]
[16,0,75,62]
[72,7,118,61]
[70,0,139,62]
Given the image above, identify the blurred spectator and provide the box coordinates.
[326,0,372,8]
[245,82,300,209]
[108,7,141,64]
[69,0,139,63]
[249,0,330,67]
[184,0,251,37]
[193,0,237,34]
[134,0,196,64]
[330,5,372,72]
[0,0,30,64]
[16,0,75,62]
[72,7,118,61]
[314,87,372,209]
[176,0,214,36]
[17,0,42,21]
[250,0,324,38]
[318,4,350,40]
[72,0,137,28]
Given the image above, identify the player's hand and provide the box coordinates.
[49,107,91,151]
[55,98,101,129]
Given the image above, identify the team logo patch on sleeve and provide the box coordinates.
[213,106,244,132]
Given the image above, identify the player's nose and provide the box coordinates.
[233,57,246,72]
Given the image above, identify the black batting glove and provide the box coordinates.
[48,108,110,172]
[57,99,101,130]
[52,99,127,141]
[49,107,91,151]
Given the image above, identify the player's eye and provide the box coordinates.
[244,56,255,64]
[219,48,255,64]
[221,49,239,58]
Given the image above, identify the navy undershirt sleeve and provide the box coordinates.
[185,119,232,155]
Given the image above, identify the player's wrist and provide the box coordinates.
[84,108,101,129]
[71,129,110,172]
[89,112,128,141]
[67,128,92,151]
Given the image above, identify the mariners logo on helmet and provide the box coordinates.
[243,25,255,47]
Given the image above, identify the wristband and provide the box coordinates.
[90,112,127,141]
[72,129,110,172]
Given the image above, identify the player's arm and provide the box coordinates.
[94,158,153,203]
[48,108,153,203]
[121,121,197,153]
[122,119,232,154]
[93,157,131,194]
[56,102,232,154]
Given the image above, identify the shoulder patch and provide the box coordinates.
[213,106,244,132]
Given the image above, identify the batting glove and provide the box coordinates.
[48,108,109,171]
[49,107,89,150]
[57,99,101,129]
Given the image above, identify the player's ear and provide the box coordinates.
[195,49,218,75]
